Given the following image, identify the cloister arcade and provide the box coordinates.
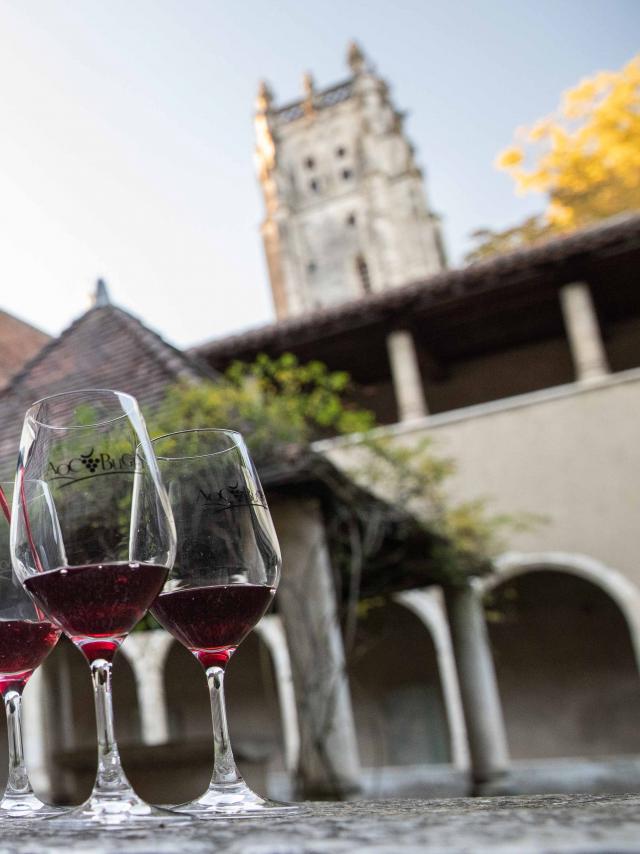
[0,551,639,802]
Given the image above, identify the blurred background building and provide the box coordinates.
[0,42,639,804]
[194,44,640,797]
[255,42,445,318]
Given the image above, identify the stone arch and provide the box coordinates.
[225,629,287,791]
[36,637,141,803]
[156,638,214,803]
[393,589,469,769]
[162,629,287,798]
[112,649,143,745]
[348,595,453,774]
[479,551,640,759]
[163,638,211,741]
[482,551,640,672]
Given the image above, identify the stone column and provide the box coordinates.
[386,329,428,421]
[255,614,301,774]
[394,588,470,770]
[120,631,174,745]
[444,581,510,792]
[272,498,361,799]
[559,282,610,382]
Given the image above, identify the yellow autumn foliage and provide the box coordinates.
[497,55,640,231]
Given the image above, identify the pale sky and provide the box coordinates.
[0,0,637,348]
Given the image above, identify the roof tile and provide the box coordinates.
[0,311,50,390]
[0,304,217,476]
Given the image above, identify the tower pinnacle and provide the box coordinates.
[256,80,274,114]
[302,72,315,116]
[347,41,366,75]
[93,278,111,307]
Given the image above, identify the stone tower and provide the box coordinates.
[255,42,446,320]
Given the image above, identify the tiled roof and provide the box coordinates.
[0,303,443,593]
[0,303,217,476]
[193,212,640,362]
[0,310,50,390]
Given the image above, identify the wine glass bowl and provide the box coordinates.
[14,389,175,574]
[150,428,300,817]
[0,480,61,819]
[151,428,279,665]
[11,390,185,828]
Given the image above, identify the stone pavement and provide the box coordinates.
[2,794,640,853]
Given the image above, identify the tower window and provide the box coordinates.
[356,255,371,294]
[341,168,353,181]
[304,156,316,169]
[309,178,319,192]
[346,213,356,226]
[307,261,317,274]
[336,146,347,158]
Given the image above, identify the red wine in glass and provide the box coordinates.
[11,389,182,828]
[0,620,58,694]
[0,478,61,819]
[152,583,275,668]
[24,562,168,662]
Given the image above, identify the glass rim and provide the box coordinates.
[150,428,244,461]
[25,388,138,430]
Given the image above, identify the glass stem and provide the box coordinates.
[90,658,132,796]
[3,688,33,798]
[206,666,242,786]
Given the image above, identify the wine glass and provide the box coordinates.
[150,428,301,817]
[0,481,61,819]
[11,389,187,828]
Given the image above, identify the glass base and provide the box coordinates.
[171,780,304,819]
[45,791,190,829]
[0,792,65,820]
